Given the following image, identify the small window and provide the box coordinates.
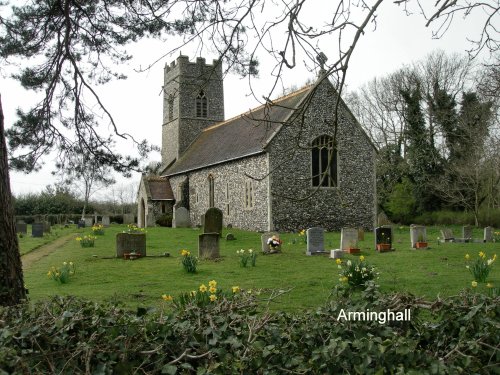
[196,90,208,118]
[244,179,254,209]
[208,175,215,208]
[168,94,174,121]
[161,202,166,214]
[311,135,337,187]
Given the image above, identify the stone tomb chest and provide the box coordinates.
[116,233,147,258]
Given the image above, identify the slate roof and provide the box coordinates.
[165,85,312,176]
[143,176,174,200]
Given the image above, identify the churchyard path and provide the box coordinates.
[21,233,76,270]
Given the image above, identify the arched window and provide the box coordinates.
[311,135,337,187]
[196,90,208,118]
[208,174,215,208]
[168,94,174,121]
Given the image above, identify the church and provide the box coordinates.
[137,55,377,232]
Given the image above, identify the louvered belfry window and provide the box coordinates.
[311,135,337,187]
[196,90,208,118]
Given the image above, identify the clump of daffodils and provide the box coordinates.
[47,262,76,284]
[75,235,96,248]
[465,251,496,284]
[180,249,198,273]
[337,255,377,289]
[237,249,257,267]
[91,224,104,235]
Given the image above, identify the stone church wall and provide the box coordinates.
[268,80,377,231]
[169,153,270,232]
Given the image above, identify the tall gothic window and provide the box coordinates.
[196,90,208,118]
[168,94,174,121]
[311,135,338,187]
[208,174,215,208]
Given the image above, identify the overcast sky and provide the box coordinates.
[1,1,494,199]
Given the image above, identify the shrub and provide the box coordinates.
[156,213,172,227]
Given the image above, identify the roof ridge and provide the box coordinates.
[203,84,313,132]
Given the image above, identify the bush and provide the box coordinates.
[156,213,172,227]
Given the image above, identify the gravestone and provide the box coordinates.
[375,226,392,251]
[484,226,493,243]
[410,225,427,248]
[77,220,85,228]
[306,227,327,255]
[84,217,94,227]
[330,249,344,259]
[462,225,472,241]
[173,207,191,228]
[31,223,44,238]
[261,232,281,253]
[43,221,51,234]
[16,223,27,234]
[377,211,391,226]
[440,228,454,242]
[198,233,220,259]
[226,233,236,241]
[123,214,135,224]
[358,228,365,241]
[200,214,205,228]
[102,216,110,227]
[340,228,359,251]
[116,233,147,258]
[203,207,223,236]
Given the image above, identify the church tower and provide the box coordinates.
[161,55,225,167]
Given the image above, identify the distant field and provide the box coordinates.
[21,225,499,312]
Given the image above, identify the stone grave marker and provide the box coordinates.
[484,226,493,243]
[226,233,236,241]
[102,216,110,227]
[31,223,44,238]
[440,228,454,242]
[358,228,365,241]
[84,217,94,227]
[203,207,223,236]
[123,213,135,224]
[375,226,392,251]
[173,207,191,228]
[306,227,327,255]
[116,232,147,258]
[340,228,359,253]
[77,220,85,228]
[261,232,281,254]
[43,221,51,234]
[198,233,220,259]
[16,222,27,234]
[410,225,427,248]
[330,249,344,259]
[462,225,472,241]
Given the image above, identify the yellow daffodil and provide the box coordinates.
[161,294,173,301]
[209,286,217,294]
[47,271,52,277]
[75,237,82,241]
[232,286,240,293]
[199,284,207,293]
[486,283,493,288]
[208,280,217,288]
[479,251,486,259]
[335,259,342,265]
[471,281,478,288]
[209,294,217,302]
[493,254,497,261]
[359,256,365,262]
[465,254,470,260]
[190,291,197,297]
[181,249,190,256]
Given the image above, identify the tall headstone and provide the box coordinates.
[84,217,94,227]
[340,228,359,251]
[123,213,135,224]
[462,225,472,241]
[31,223,44,238]
[43,221,51,234]
[77,220,85,228]
[410,225,427,248]
[203,207,223,236]
[358,228,365,241]
[102,215,111,227]
[16,223,27,234]
[484,226,493,243]
[375,226,392,251]
[306,227,326,256]
[198,233,220,259]
[173,207,191,228]
[116,233,147,258]
[440,228,454,242]
[261,232,281,253]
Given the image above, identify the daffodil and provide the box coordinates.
[209,280,217,287]
[209,286,217,294]
[479,251,486,258]
[486,283,493,288]
[471,281,478,288]
[190,291,197,297]
[162,294,173,301]
[465,254,470,260]
[232,286,240,293]
[209,294,217,302]
[359,256,365,262]
[199,284,207,293]
[335,258,342,265]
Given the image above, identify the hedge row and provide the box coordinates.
[0,284,498,374]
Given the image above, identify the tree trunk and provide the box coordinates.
[0,95,26,306]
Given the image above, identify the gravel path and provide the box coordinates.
[21,233,77,270]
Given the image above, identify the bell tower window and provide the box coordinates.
[196,90,208,118]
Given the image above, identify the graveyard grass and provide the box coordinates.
[21,225,499,312]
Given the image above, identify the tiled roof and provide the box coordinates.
[145,177,174,200]
[165,85,311,176]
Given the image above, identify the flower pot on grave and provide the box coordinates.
[376,243,391,252]
[116,233,146,258]
[415,242,428,249]
[347,247,360,254]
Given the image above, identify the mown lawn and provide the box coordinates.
[21,225,499,312]
[18,224,80,256]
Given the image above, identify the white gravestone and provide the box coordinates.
[306,227,326,256]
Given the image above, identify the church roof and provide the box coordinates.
[165,85,312,176]
[142,176,174,200]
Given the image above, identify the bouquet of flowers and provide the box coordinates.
[267,235,282,249]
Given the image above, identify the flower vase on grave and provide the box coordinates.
[376,243,391,252]
[415,242,428,249]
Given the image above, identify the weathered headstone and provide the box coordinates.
[198,233,220,259]
[340,228,359,252]
[410,225,427,248]
[440,228,454,242]
[43,221,51,234]
[203,207,223,236]
[306,227,326,255]
[226,233,236,241]
[31,223,44,238]
[84,217,94,227]
[261,232,281,253]
[123,213,135,224]
[173,207,191,228]
[484,226,493,243]
[16,223,27,234]
[77,220,85,228]
[375,226,392,251]
[377,211,391,226]
[116,233,147,258]
[102,215,110,227]
[358,228,365,241]
[462,225,472,241]
[330,249,344,259]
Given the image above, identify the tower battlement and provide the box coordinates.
[165,55,221,76]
